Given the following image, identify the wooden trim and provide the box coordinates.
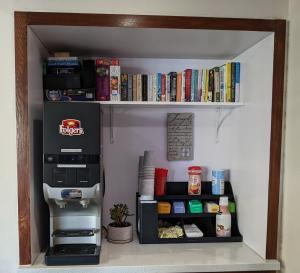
[14,11,286,265]
[24,12,286,31]
[266,20,286,259]
[15,12,31,265]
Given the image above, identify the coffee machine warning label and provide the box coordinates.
[59,119,84,136]
[61,189,82,199]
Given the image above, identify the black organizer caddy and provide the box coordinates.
[136,181,242,244]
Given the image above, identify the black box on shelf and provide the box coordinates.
[44,73,81,90]
[136,181,243,244]
[45,88,95,101]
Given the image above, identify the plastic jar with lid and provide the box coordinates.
[188,166,202,195]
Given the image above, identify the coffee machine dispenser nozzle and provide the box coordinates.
[55,199,67,209]
[80,199,90,208]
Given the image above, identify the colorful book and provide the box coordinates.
[205,69,209,102]
[157,73,162,101]
[110,65,121,101]
[148,74,152,102]
[47,56,79,67]
[121,74,128,101]
[176,72,182,102]
[142,74,148,101]
[208,69,214,102]
[166,73,170,102]
[231,62,236,102]
[181,71,185,102]
[197,69,202,102]
[191,70,195,102]
[152,74,157,102]
[136,74,142,101]
[235,62,240,102]
[161,74,166,102]
[219,64,226,102]
[213,67,220,102]
[132,74,137,101]
[95,58,110,101]
[128,74,133,101]
[193,70,198,102]
[170,72,177,102]
[226,63,231,102]
[201,69,206,102]
[184,69,192,102]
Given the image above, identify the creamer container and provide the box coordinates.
[212,169,225,195]
[216,213,231,237]
[188,166,202,195]
[219,196,229,213]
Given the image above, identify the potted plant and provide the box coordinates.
[107,203,133,243]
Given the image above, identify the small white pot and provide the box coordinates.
[107,223,133,244]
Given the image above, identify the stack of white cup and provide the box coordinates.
[140,150,155,200]
[138,156,144,193]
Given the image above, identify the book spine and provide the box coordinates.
[47,57,79,67]
[191,70,195,102]
[132,75,137,101]
[95,63,110,101]
[110,65,121,101]
[226,63,231,102]
[201,69,206,102]
[48,56,78,61]
[152,74,157,102]
[231,62,236,102]
[142,74,148,101]
[184,69,192,102]
[181,71,185,102]
[170,72,177,102]
[235,62,240,102]
[205,69,209,102]
[161,74,166,102]
[121,74,128,101]
[157,73,162,102]
[148,74,152,102]
[193,70,198,102]
[198,69,202,102]
[166,73,170,102]
[219,64,226,102]
[208,69,214,102]
[176,72,182,102]
[214,67,220,102]
[127,74,133,101]
[137,74,142,101]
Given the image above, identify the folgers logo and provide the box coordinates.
[59,119,84,136]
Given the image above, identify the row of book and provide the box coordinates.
[117,63,240,103]
[43,56,241,103]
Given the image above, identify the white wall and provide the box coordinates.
[28,28,50,264]
[0,1,288,273]
[280,0,300,272]
[230,35,274,258]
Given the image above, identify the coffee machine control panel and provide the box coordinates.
[44,154,100,188]
[44,154,99,164]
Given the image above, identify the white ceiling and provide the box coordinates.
[31,25,272,59]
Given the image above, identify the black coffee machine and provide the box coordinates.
[43,102,102,265]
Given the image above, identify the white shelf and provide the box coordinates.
[96,101,244,109]
[19,236,279,273]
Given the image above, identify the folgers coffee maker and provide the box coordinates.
[43,102,102,265]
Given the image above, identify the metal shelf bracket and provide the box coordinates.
[109,105,115,144]
[215,107,234,143]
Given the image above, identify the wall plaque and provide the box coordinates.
[167,113,194,161]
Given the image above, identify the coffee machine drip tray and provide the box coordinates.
[52,229,96,237]
[45,244,100,265]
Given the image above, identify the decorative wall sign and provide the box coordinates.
[167,113,194,161]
